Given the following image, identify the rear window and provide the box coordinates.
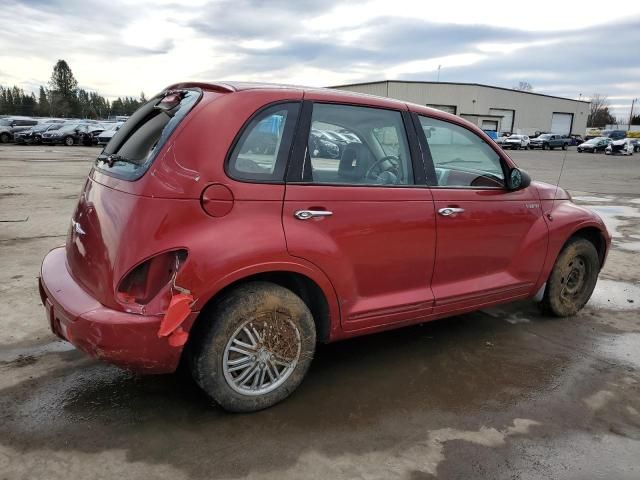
[95,88,202,180]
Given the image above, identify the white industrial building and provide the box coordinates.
[330,80,589,136]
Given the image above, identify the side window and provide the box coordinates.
[228,102,300,182]
[307,104,413,186]
[419,116,505,188]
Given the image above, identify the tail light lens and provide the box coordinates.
[117,249,187,305]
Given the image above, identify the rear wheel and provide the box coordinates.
[191,282,316,412]
[562,144,567,150]
[541,238,600,317]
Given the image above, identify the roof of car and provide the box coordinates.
[165,81,477,131]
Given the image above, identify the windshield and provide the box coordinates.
[33,123,53,132]
[58,124,81,133]
[586,138,604,144]
[508,135,522,139]
[95,88,202,181]
[537,134,551,140]
[0,119,11,126]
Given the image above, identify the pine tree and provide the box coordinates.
[37,86,50,116]
[49,59,79,117]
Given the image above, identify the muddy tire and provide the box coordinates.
[191,281,316,412]
[541,238,600,317]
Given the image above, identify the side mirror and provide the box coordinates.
[507,167,531,191]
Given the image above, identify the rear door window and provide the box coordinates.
[227,102,300,182]
[95,89,202,180]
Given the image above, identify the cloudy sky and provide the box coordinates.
[1,0,639,118]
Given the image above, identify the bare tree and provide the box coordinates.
[513,81,533,92]
[587,94,616,127]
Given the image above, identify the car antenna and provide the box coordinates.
[550,102,579,218]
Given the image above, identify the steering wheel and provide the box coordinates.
[365,155,403,183]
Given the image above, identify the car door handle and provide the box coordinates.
[438,207,465,216]
[294,210,333,220]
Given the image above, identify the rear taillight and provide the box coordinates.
[117,250,187,305]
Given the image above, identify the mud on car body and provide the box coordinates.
[40,82,611,412]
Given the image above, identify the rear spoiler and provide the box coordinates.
[163,82,236,93]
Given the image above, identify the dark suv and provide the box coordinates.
[0,117,38,143]
[529,134,569,150]
[601,130,626,141]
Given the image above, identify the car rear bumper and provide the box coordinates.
[39,246,197,374]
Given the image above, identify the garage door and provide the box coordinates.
[551,113,573,135]
[489,108,514,133]
[481,120,499,131]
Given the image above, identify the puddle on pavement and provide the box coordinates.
[573,195,614,203]
[599,333,640,369]
[588,205,640,239]
[588,279,640,311]
[618,236,640,253]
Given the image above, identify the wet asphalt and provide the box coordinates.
[1,145,639,479]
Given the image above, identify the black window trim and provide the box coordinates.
[412,111,510,190]
[94,87,203,182]
[225,100,301,185]
[286,100,428,188]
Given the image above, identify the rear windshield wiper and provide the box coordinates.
[97,153,137,168]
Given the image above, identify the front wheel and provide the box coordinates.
[64,136,74,146]
[541,238,600,317]
[542,143,548,150]
[191,282,316,412]
[0,132,10,143]
[562,144,567,150]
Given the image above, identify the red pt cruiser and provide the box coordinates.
[40,82,611,412]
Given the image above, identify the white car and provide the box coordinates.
[605,138,634,156]
[96,122,123,146]
[503,134,530,150]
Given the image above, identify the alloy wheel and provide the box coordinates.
[222,311,301,396]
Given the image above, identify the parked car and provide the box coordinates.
[39,83,611,412]
[601,129,626,141]
[0,116,39,143]
[529,134,569,150]
[309,129,340,158]
[14,123,63,145]
[494,134,509,145]
[502,134,530,150]
[605,138,634,156]
[629,139,640,152]
[577,137,612,153]
[96,122,123,146]
[41,122,106,146]
[569,134,584,146]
